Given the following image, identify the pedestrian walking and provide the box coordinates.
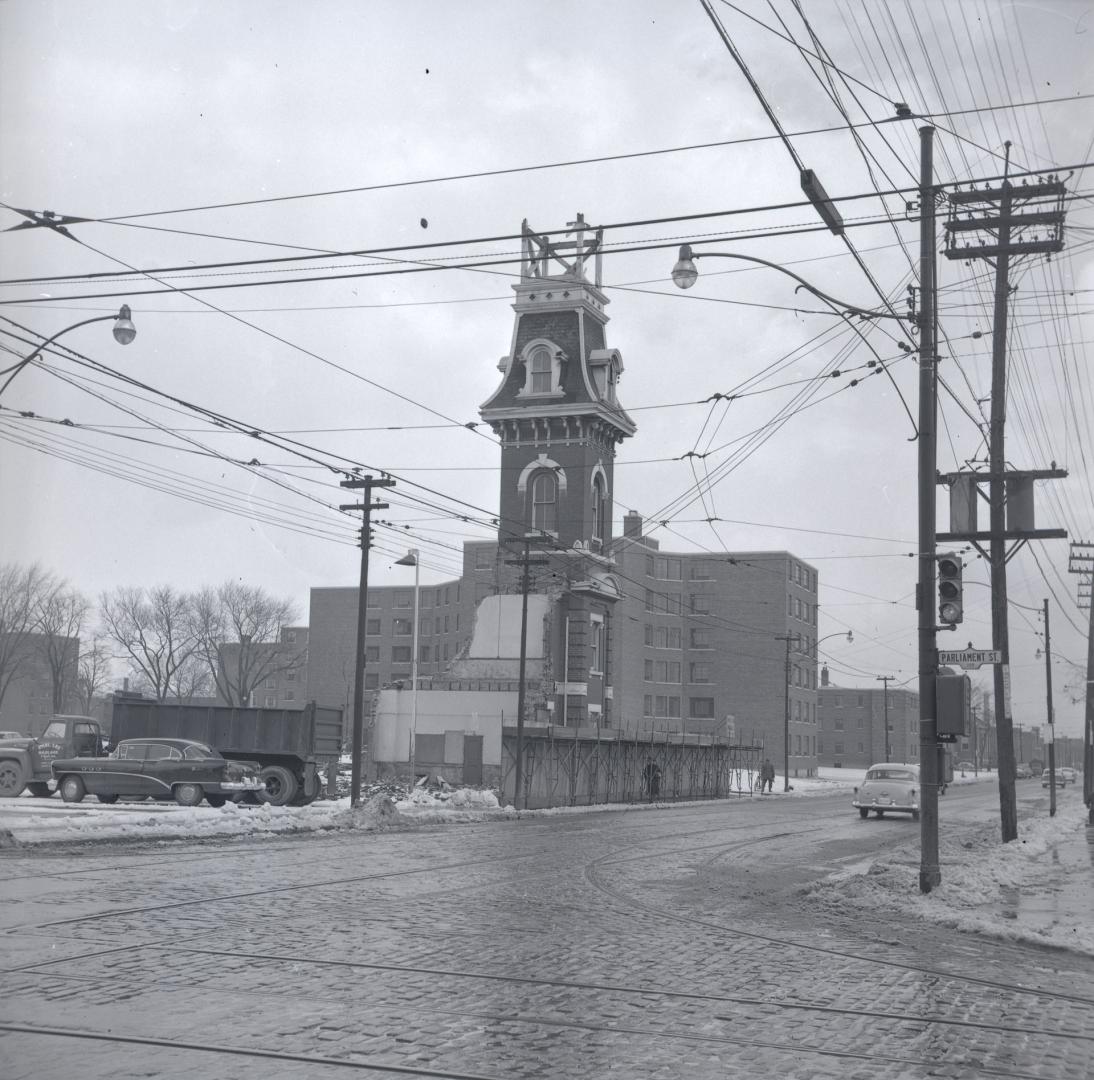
[643,759,662,801]
[760,758,775,794]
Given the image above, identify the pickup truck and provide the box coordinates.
[0,715,105,798]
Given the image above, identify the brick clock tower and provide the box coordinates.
[479,216,635,727]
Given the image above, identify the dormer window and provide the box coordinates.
[517,339,565,398]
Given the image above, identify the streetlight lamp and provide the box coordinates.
[671,246,906,321]
[0,306,137,398]
[395,548,420,786]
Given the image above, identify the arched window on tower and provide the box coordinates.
[591,474,606,547]
[530,470,558,533]
[529,345,554,394]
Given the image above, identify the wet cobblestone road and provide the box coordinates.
[2,785,1092,1079]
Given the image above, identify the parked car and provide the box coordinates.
[1042,768,1070,788]
[853,763,920,821]
[956,761,975,773]
[1015,763,1033,779]
[50,738,264,807]
[1059,767,1077,785]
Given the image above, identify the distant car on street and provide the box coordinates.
[956,761,975,773]
[1042,768,1071,788]
[1015,763,1033,779]
[50,738,264,807]
[1059,767,1077,785]
[853,763,920,821]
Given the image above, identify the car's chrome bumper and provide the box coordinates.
[853,800,918,813]
[218,778,264,791]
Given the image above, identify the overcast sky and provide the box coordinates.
[1,1,1091,737]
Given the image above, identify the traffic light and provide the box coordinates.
[937,552,964,624]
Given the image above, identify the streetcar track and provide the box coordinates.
[6,942,1092,1046]
[582,832,1094,1007]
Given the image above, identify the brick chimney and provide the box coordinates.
[623,511,643,538]
[820,664,830,687]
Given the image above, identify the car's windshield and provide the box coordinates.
[866,769,916,782]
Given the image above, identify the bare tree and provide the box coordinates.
[75,637,113,715]
[35,580,89,712]
[167,651,215,703]
[0,562,53,716]
[99,585,197,701]
[192,582,301,706]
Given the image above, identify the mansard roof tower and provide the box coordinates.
[479,215,635,727]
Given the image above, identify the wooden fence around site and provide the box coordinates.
[499,725,764,809]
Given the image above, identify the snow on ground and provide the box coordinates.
[1,767,1089,956]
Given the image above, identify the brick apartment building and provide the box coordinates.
[816,672,920,769]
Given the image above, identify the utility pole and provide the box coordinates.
[776,633,798,792]
[877,676,894,761]
[940,147,1067,843]
[1043,599,1057,817]
[505,534,550,809]
[339,474,395,807]
[917,125,942,894]
[1069,542,1094,823]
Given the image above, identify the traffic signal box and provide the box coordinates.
[937,553,964,624]
[936,671,971,741]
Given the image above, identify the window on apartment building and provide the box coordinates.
[689,662,711,683]
[285,631,296,644]
[419,618,431,637]
[857,742,864,753]
[788,561,795,580]
[434,617,441,634]
[817,739,824,754]
[689,562,713,580]
[646,555,682,580]
[419,645,431,664]
[286,671,296,681]
[834,741,844,755]
[834,718,844,730]
[444,615,449,633]
[444,587,450,605]
[443,642,449,661]
[366,619,381,636]
[690,628,712,649]
[834,695,843,707]
[690,594,711,615]
[857,716,865,728]
[857,694,866,707]
[689,697,715,718]
[393,619,412,636]
[644,624,682,649]
[644,589,682,614]
[392,646,412,663]
[366,591,380,609]
[646,695,680,718]
[285,691,294,701]
[393,590,412,609]
[644,660,681,683]
[475,546,493,570]
[365,645,379,662]
[365,674,379,690]
[264,695,276,707]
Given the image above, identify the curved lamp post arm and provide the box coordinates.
[671,245,907,322]
[0,305,136,398]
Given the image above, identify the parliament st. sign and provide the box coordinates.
[937,649,1002,670]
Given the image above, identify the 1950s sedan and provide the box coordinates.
[853,763,920,821]
[51,738,264,807]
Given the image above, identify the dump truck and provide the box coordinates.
[110,699,343,806]
[0,715,105,798]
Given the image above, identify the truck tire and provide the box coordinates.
[292,771,322,807]
[0,759,26,798]
[27,782,52,798]
[257,765,298,807]
[60,775,86,803]
[173,783,204,807]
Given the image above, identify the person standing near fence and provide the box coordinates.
[760,758,775,794]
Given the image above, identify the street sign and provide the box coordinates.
[937,649,1001,669]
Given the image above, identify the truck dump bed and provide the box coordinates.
[111,701,342,761]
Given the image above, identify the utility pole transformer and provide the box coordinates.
[940,149,1068,843]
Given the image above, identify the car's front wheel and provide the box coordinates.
[173,783,204,807]
[59,775,86,803]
